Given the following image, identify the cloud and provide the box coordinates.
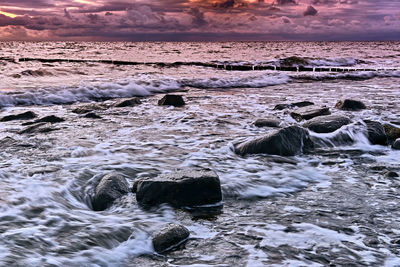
[303,5,318,16]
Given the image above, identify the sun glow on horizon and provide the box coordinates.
[0,10,18,18]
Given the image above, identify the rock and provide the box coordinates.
[72,103,108,114]
[92,173,129,211]
[158,95,185,107]
[22,115,64,125]
[18,122,55,134]
[273,101,314,110]
[384,171,399,178]
[234,126,313,156]
[290,106,331,122]
[364,120,388,146]
[383,124,400,143]
[303,115,351,133]
[135,169,222,208]
[254,118,280,128]
[152,224,190,253]
[393,138,400,150]
[114,97,142,107]
[1,111,37,122]
[83,112,102,119]
[335,99,366,110]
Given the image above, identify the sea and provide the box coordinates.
[0,41,400,266]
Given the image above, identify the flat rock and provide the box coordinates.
[114,97,142,107]
[22,115,65,125]
[364,120,388,146]
[152,224,190,253]
[135,169,222,208]
[235,125,313,156]
[254,118,280,128]
[72,103,108,114]
[158,95,185,107]
[335,99,366,110]
[92,173,129,211]
[383,124,400,143]
[393,138,400,150]
[290,106,331,122]
[274,101,314,110]
[18,122,56,134]
[303,115,351,133]
[1,111,37,122]
[83,112,102,119]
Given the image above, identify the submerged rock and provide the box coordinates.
[254,118,280,128]
[92,173,129,211]
[393,139,400,150]
[152,224,190,253]
[273,101,314,110]
[383,124,400,143]
[364,120,388,146]
[22,115,65,125]
[158,95,185,107]
[335,99,366,111]
[290,106,330,122]
[83,112,102,119]
[1,111,37,122]
[18,122,56,134]
[135,169,222,208]
[72,103,108,114]
[235,126,313,156]
[114,97,142,107]
[303,115,351,133]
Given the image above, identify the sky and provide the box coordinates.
[0,0,399,41]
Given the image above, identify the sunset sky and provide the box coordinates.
[0,0,399,41]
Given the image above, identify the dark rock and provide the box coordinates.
[1,111,37,122]
[290,106,331,122]
[83,112,102,119]
[254,118,280,128]
[152,224,190,253]
[22,115,64,125]
[234,126,313,156]
[158,95,185,107]
[273,101,314,110]
[384,171,399,178]
[335,99,366,110]
[383,124,400,143]
[393,138,400,150]
[303,115,351,133]
[135,169,222,208]
[92,173,129,211]
[18,122,56,134]
[72,103,108,114]
[114,97,142,107]
[364,120,388,146]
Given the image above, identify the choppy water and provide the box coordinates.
[0,41,400,266]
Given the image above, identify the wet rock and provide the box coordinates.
[234,126,313,156]
[1,111,37,122]
[254,118,280,128]
[383,124,400,143]
[114,97,142,107]
[22,115,65,125]
[18,122,56,134]
[273,101,314,110]
[72,103,108,114]
[83,112,102,119]
[384,171,399,178]
[303,115,351,133]
[158,95,185,107]
[92,173,129,211]
[152,224,190,253]
[392,138,400,150]
[290,106,331,122]
[335,99,366,110]
[364,120,388,146]
[135,169,222,208]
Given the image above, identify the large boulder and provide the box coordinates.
[383,124,400,143]
[114,97,142,107]
[393,139,400,150]
[92,173,129,211]
[274,101,314,110]
[290,106,330,122]
[134,169,222,208]
[364,120,388,146]
[1,111,37,122]
[234,126,313,156]
[158,95,185,107]
[152,224,190,253]
[335,99,366,111]
[303,115,351,133]
[254,117,280,128]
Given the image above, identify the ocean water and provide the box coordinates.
[0,41,400,266]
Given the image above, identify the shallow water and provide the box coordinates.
[0,41,400,266]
